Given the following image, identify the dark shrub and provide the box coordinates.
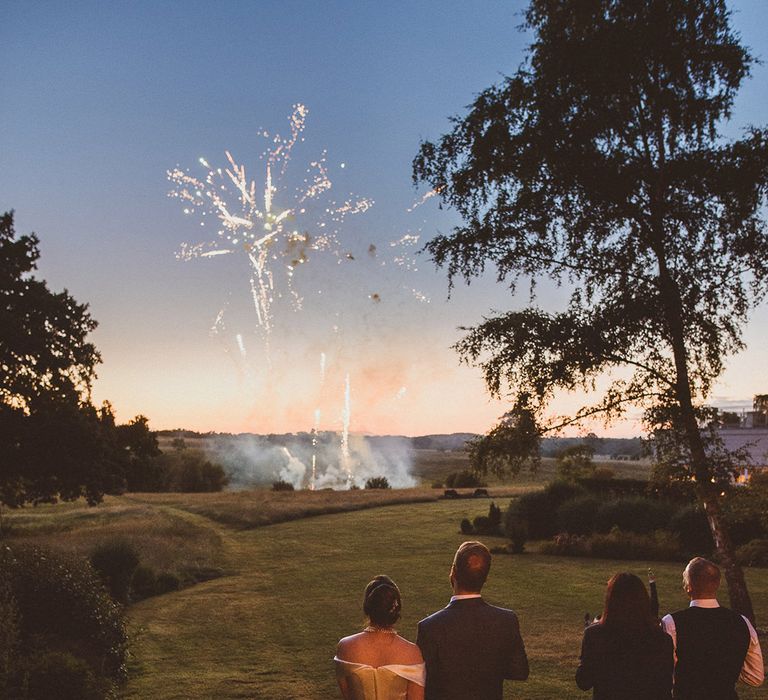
[545,479,587,504]
[0,568,19,696]
[579,477,650,498]
[460,518,474,535]
[365,476,391,490]
[594,497,675,534]
[155,572,181,594]
[736,539,768,567]
[465,502,504,536]
[670,505,713,555]
[722,488,768,546]
[556,496,601,535]
[541,528,681,561]
[130,565,157,601]
[24,651,107,700]
[588,528,680,561]
[504,510,528,554]
[271,479,295,491]
[90,539,139,604]
[444,470,484,488]
[488,502,502,530]
[161,449,228,492]
[514,491,558,539]
[514,481,585,539]
[1,545,128,689]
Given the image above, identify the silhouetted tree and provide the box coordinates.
[117,415,163,492]
[414,1,768,621]
[0,212,122,508]
[753,394,768,415]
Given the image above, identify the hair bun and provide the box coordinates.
[363,576,402,628]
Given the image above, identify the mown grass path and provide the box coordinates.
[121,498,768,699]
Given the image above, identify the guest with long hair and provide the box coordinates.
[576,572,673,699]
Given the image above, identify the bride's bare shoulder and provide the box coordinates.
[337,632,366,655]
[396,637,424,663]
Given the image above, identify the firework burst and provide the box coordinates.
[168,104,373,334]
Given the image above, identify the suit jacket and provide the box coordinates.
[416,597,529,700]
[576,622,673,699]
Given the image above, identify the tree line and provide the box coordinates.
[0,211,225,517]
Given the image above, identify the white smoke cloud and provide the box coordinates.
[205,433,416,489]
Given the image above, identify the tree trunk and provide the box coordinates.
[700,487,756,624]
[652,236,756,623]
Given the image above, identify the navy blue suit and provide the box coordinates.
[417,598,529,700]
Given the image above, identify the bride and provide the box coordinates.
[335,575,425,700]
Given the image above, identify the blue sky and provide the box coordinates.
[2,1,766,436]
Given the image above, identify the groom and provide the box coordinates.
[417,541,529,700]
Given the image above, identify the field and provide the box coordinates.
[410,449,652,486]
[2,479,766,699]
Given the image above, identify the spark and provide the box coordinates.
[168,104,373,336]
[406,187,442,213]
[341,373,352,486]
[235,333,247,359]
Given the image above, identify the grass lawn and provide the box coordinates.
[115,496,767,699]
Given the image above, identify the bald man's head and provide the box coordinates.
[683,557,720,599]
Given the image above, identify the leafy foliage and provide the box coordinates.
[503,508,528,553]
[23,651,109,700]
[0,544,128,697]
[736,539,768,568]
[555,496,601,536]
[414,0,768,620]
[556,443,596,481]
[118,415,163,492]
[594,496,675,534]
[90,539,140,604]
[466,501,504,536]
[669,505,714,555]
[364,476,391,490]
[444,469,485,488]
[159,449,228,493]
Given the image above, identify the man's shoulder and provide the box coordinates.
[418,605,451,627]
[485,602,519,617]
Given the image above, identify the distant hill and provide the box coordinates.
[156,429,643,458]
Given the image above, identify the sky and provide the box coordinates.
[2,1,767,439]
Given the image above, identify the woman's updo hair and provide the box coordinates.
[363,575,402,628]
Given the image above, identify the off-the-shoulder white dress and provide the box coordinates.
[334,657,426,700]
